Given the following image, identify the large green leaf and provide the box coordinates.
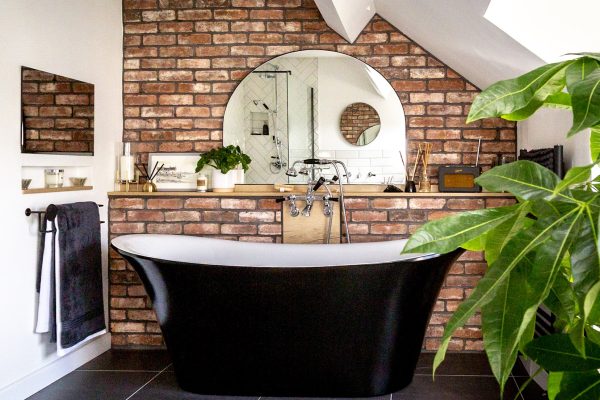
[545,266,579,328]
[568,69,600,136]
[543,92,572,109]
[475,161,564,201]
[524,334,600,371]
[591,126,600,162]
[401,205,518,254]
[553,371,600,400]
[566,57,600,92]
[584,281,600,326]
[570,201,600,295]
[554,164,594,193]
[467,61,571,123]
[433,207,579,376]
[483,202,532,265]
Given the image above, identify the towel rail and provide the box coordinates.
[25,204,105,233]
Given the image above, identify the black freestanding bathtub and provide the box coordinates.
[111,234,462,397]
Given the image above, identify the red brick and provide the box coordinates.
[221,224,257,235]
[370,223,408,235]
[183,223,220,235]
[409,198,446,209]
[147,198,183,209]
[111,223,145,234]
[184,198,220,208]
[127,210,164,221]
[147,223,183,234]
[351,211,387,222]
[258,224,282,235]
[221,199,256,209]
[239,211,274,222]
[111,297,146,309]
[370,198,407,209]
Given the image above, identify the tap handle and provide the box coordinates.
[275,197,286,203]
[331,175,339,182]
[312,176,326,191]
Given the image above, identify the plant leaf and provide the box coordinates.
[554,164,594,193]
[584,281,600,326]
[401,205,519,254]
[467,61,572,123]
[524,334,600,371]
[570,200,600,296]
[475,161,565,201]
[433,207,579,377]
[483,202,532,265]
[566,57,600,92]
[553,370,600,400]
[543,92,572,109]
[568,69,600,136]
[591,125,600,162]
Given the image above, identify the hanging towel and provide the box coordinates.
[35,202,106,356]
[35,218,53,334]
[54,202,106,355]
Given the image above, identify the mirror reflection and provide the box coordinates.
[340,102,381,146]
[223,50,405,184]
[21,66,94,154]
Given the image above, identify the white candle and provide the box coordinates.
[120,155,134,181]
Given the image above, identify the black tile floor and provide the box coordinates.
[27,350,547,400]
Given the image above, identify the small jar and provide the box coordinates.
[197,174,208,192]
[44,169,64,188]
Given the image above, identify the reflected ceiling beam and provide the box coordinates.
[314,0,376,43]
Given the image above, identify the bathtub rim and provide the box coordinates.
[111,234,441,268]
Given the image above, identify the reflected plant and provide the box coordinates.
[403,53,600,399]
[196,145,251,174]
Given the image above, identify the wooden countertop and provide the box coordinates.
[108,184,513,198]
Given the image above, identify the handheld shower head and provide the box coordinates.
[285,167,298,177]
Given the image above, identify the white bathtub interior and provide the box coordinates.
[112,234,436,267]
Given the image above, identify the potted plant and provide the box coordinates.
[195,145,251,192]
[403,53,600,399]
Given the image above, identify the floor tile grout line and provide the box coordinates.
[124,363,172,400]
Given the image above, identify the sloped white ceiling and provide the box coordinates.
[484,0,600,63]
[314,0,376,43]
[315,0,545,88]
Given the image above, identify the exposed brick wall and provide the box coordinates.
[122,0,517,181]
[340,102,380,145]
[21,67,94,153]
[109,194,514,349]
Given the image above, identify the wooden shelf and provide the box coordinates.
[23,186,93,194]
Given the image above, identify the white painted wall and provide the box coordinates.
[0,1,122,398]
[317,57,406,183]
[518,109,591,169]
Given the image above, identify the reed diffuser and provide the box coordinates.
[136,162,164,192]
[418,142,432,192]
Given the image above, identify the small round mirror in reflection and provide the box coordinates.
[339,102,381,146]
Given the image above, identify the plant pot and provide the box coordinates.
[233,168,245,185]
[211,169,235,192]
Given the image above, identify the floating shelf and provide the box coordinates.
[23,186,93,195]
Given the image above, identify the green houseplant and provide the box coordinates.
[196,145,251,192]
[403,53,600,399]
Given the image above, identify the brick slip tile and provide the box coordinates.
[370,223,408,235]
[221,198,256,209]
[239,211,275,223]
[127,210,164,222]
[221,224,257,235]
[111,223,145,234]
[159,21,194,32]
[344,198,369,209]
[438,288,464,300]
[486,198,516,207]
[203,210,237,222]
[127,285,148,296]
[258,224,282,235]
[409,198,446,209]
[110,310,127,321]
[111,297,146,309]
[110,285,128,296]
[448,263,465,274]
[110,198,145,209]
[370,198,407,209]
[426,129,461,140]
[389,209,426,222]
[239,236,276,243]
[347,224,369,234]
[458,251,484,261]
[147,223,183,234]
[147,198,183,209]
[162,210,200,222]
[351,210,387,222]
[177,9,212,20]
[465,262,487,275]
[447,198,485,210]
[111,322,146,333]
[183,223,220,234]
[128,310,157,321]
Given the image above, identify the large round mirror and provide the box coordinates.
[223,50,405,184]
[340,102,381,146]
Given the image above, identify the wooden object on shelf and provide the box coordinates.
[23,186,93,194]
[283,200,341,244]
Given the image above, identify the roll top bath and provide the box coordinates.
[112,234,463,397]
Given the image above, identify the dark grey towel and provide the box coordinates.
[55,202,105,348]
